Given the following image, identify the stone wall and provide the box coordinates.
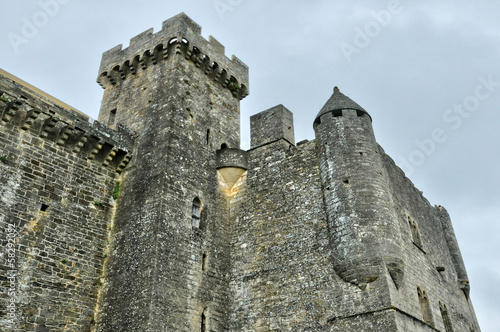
[381,150,481,332]
[0,72,134,331]
[229,139,336,330]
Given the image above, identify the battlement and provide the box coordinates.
[97,12,249,100]
[0,70,134,173]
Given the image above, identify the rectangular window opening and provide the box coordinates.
[108,109,117,126]
[202,253,207,271]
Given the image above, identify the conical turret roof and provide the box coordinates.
[314,87,371,126]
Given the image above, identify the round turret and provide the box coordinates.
[314,86,404,288]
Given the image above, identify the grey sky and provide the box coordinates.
[1,1,499,330]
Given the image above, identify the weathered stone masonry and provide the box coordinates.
[0,12,480,332]
[0,69,134,331]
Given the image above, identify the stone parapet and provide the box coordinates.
[0,71,135,173]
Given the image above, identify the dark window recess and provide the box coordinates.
[108,109,117,126]
[206,129,210,145]
[192,197,201,228]
[202,253,207,271]
[201,310,206,332]
[332,110,343,117]
[40,204,49,212]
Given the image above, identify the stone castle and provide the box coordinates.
[0,13,481,332]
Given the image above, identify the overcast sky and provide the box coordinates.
[1,1,499,330]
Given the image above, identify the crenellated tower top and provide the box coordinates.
[96,12,249,100]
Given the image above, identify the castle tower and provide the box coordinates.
[94,13,248,331]
[313,87,405,289]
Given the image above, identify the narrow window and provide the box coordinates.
[220,143,228,149]
[206,129,210,145]
[417,287,434,326]
[408,216,423,249]
[192,197,201,228]
[108,109,117,126]
[440,302,454,332]
[202,253,207,271]
[201,310,206,332]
